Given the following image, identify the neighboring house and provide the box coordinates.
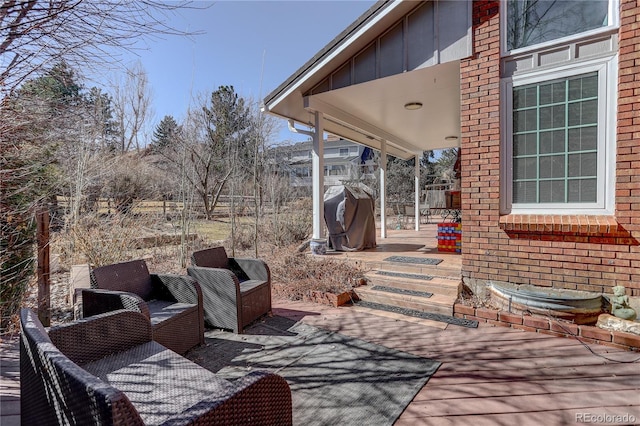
[273,137,377,187]
[263,0,640,300]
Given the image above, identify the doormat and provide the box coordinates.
[383,256,443,265]
[355,300,478,328]
[371,285,433,298]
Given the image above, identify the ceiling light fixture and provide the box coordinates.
[445,135,459,141]
[404,102,423,110]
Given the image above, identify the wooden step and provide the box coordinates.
[364,270,460,297]
[354,259,461,279]
[354,285,456,316]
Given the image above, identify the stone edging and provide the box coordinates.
[453,303,640,351]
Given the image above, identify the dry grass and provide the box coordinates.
[191,219,233,242]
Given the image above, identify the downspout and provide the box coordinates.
[415,152,421,231]
[288,120,314,137]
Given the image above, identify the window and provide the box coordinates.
[339,148,349,156]
[506,0,612,51]
[503,57,616,214]
[294,167,309,178]
[513,73,598,204]
[331,165,346,176]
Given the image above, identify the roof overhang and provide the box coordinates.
[263,0,472,160]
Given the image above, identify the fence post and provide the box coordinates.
[37,208,51,327]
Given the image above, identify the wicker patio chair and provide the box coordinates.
[187,246,272,333]
[20,308,293,425]
[83,259,204,354]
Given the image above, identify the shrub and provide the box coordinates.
[269,247,366,301]
[58,213,147,267]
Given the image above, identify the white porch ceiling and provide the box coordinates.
[305,61,461,159]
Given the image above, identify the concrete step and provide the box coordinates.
[354,285,455,316]
[364,270,460,297]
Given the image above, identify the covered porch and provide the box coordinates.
[263,0,470,242]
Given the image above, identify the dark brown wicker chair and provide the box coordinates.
[188,247,272,333]
[83,259,204,355]
[20,308,293,425]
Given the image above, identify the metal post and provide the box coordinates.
[312,112,325,240]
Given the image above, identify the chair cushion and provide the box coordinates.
[82,341,231,425]
[92,260,154,301]
[239,280,269,296]
[191,247,229,269]
[146,300,198,326]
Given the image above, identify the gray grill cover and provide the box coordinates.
[324,185,376,252]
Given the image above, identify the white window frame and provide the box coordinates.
[501,0,619,56]
[501,55,617,215]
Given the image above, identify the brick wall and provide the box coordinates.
[460,0,504,294]
[617,1,640,236]
[460,0,640,298]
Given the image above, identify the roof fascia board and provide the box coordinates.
[264,0,405,112]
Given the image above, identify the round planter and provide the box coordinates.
[490,282,603,324]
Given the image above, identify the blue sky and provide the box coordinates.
[104,1,376,144]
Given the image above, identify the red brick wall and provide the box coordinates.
[460,0,640,297]
[460,0,504,292]
[617,0,640,235]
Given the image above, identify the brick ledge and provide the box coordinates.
[453,303,640,351]
[498,214,619,234]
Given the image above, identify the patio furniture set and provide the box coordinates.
[20,247,291,425]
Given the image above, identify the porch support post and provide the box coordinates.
[380,140,387,239]
[312,112,325,240]
[414,152,421,231]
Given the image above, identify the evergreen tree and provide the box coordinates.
[151,115,180,152]
[0,64,81,331]
[387,156,415,206]
[85,87,119,150]
[19,62,83,113]
[199,85,251,218]
[420,150,437,188]
[434,148,459,182]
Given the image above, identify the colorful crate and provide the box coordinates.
[437,222,462,253]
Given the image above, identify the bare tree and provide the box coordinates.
[247,99,278,256]
[157,87,251,220]
[0,1,202,97]
[111,62,153,152]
